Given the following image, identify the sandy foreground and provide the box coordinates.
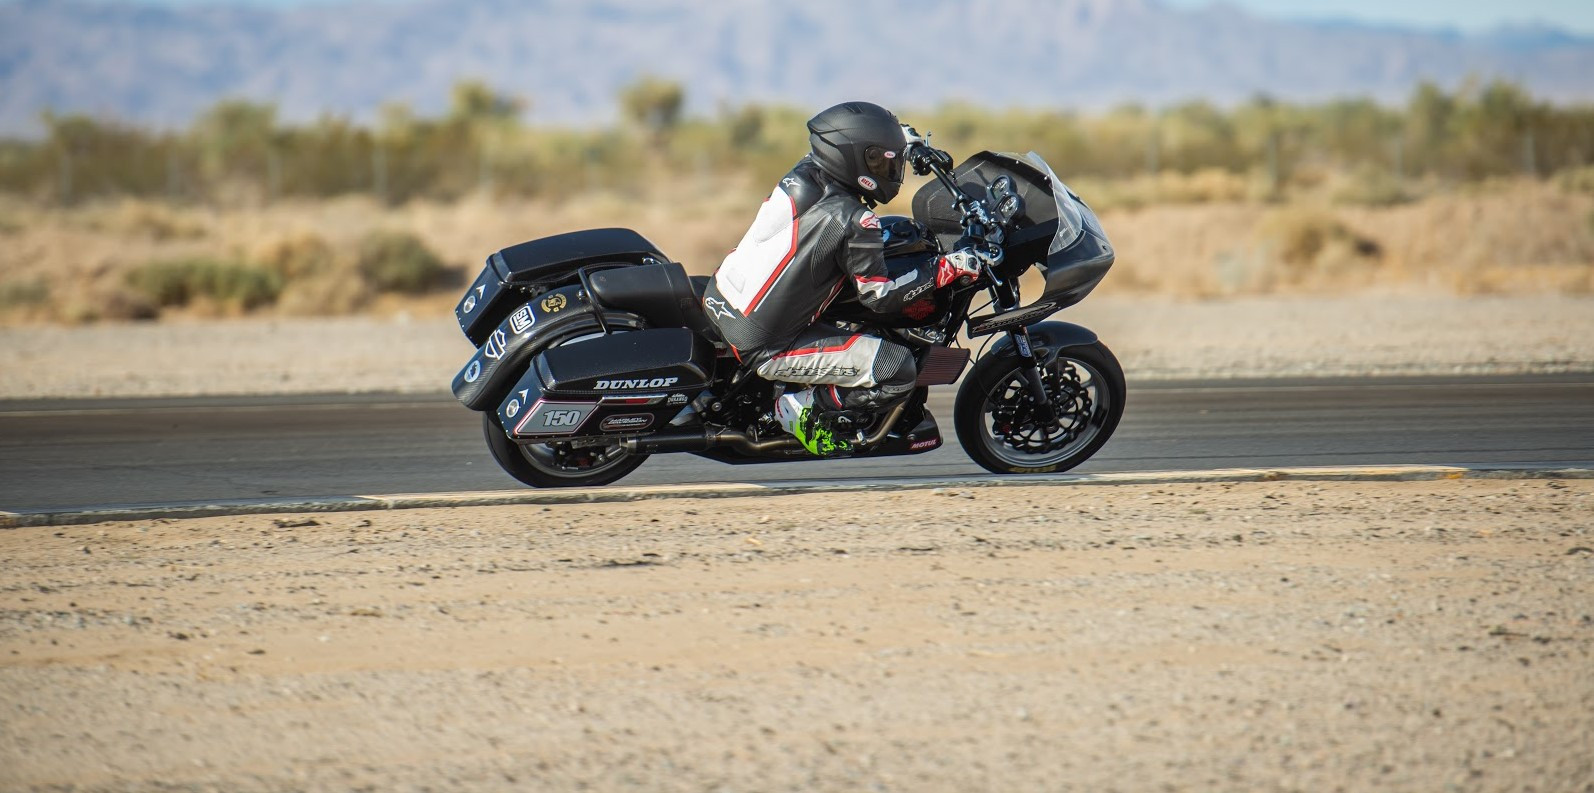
[2,294,1593,398]
[1,479,1590,791]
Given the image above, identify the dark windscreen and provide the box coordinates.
[910,151,1060,253]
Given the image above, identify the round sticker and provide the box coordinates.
[857,175,878,191]
[463,359,482,383]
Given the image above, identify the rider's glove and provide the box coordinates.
[907,145,954,176]
[936,248,982,288]
[903,126,954,176]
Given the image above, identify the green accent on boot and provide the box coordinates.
[792,407,850,456]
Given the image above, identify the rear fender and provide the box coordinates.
[452,284,646,411]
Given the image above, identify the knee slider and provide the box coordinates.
[872,342,917,390]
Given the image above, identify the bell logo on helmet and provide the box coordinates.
[857,175,878,191]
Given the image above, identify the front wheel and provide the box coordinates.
[954,340,1125,475]
[482,412,650,488]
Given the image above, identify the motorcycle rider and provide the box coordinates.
[701,101,981,455]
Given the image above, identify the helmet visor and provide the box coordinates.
[863,145,904,186]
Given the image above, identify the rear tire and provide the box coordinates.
[482,411,649,488]
[954,340,1125,475]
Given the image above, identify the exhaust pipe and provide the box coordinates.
[619,401,909,456]
[617,427,803,455]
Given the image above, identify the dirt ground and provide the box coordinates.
[2,479,1590,792]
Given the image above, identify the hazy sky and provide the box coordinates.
[1162,0,1594,35]
[96,0,1594,36]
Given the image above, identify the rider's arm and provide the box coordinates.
[840,205,937,313]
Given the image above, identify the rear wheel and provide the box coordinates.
[954,340,1125,475]
[482,411,649,488]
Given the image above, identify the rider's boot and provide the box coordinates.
[774,388,851,455]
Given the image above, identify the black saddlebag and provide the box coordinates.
[495,327,713,441]
[456,228,666,345]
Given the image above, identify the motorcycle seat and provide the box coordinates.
[587,261,722,344]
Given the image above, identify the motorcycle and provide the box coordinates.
[449,137,1124,487]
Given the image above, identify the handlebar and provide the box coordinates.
[902,126,1021,289]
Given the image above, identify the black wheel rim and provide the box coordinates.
[978,354,1111,468]
[519,441,634,480]
[510,329,637,480]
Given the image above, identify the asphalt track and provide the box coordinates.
[2,374,1592,515]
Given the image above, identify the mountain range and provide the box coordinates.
[3,0,1593,136]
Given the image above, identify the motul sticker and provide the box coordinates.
[910,438,940,450]
[857,175,877,191]
[859,212,880,230]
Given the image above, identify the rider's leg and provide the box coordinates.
[814,340,916,411]
[756,326,917,454]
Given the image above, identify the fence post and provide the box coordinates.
[1145,124,1160,175]
[1266,130,1281,196]
[372,141,388,202]
[166,146,180,201]
[57,150,73,205]
[267,148,282,203]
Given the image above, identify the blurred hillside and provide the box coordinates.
[6,79,1592,205]
[4,0,1594,136]
[1,78,1592,324]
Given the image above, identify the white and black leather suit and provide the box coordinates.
[702,155,942,412]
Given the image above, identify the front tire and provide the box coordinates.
[482,412,649,488]
[954,340,1125,475]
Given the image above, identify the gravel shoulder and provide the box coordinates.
[2,479,1591,791]
[2,294,1592,399]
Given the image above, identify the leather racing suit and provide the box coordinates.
[702,156,941,411]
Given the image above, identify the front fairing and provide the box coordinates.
[911,150,1113,316]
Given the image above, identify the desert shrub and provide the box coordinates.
[275,269,370,316]
[1557,165,1594,195]
[356,230,447,294]
[126,257,283,310]
[60,286,159,323]
[108,200,207,240]
[1331,165,1413,207]
[1254,208,1381,284]
[1156,168,1251,204]
[253,232,337,279]
[0,278,50,311]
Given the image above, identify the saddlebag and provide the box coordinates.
[496,327,713,441]
[455,228,667,345]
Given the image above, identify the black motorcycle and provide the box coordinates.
[450,142,1124,487]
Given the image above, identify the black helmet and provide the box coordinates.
[807,101,908,205]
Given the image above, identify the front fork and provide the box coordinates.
[1010,327,1057,424]
[986,274,1056,425]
